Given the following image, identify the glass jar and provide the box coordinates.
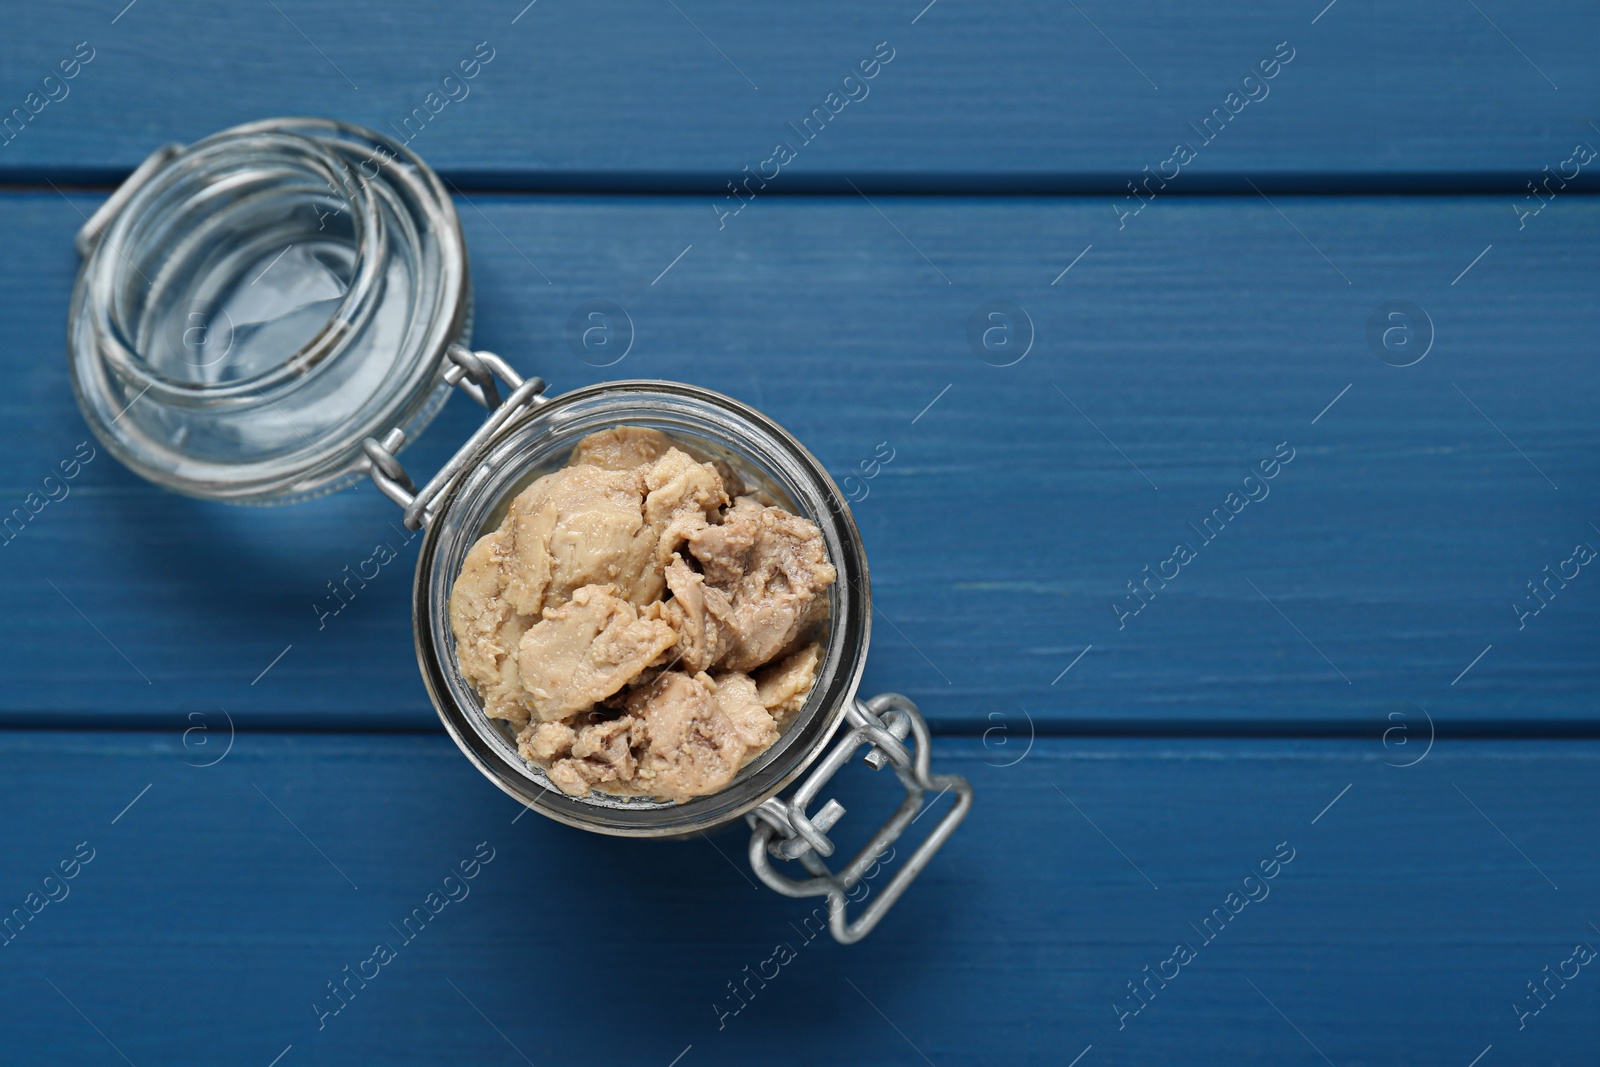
[67,118,971,944]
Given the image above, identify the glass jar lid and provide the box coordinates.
[67,118,471,503]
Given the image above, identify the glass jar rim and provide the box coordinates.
[89,127,388,403]
[67,117,470,503]
[412,380,873,837]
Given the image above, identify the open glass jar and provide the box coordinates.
[68,118,971,943]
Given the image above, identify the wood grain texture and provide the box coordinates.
[2,5,1595,1066]
[0,1,1594,188]
[0,733,1594,1066]
[2,191,1596,730]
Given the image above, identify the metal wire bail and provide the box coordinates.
[362,346,546,529]
[746,692,972,944]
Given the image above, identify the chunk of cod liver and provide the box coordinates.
[449,448,727,724]
[687,497,837,672]
[568,426,675,471]
[517,585,678,721]
[754,642,823,724]
[448,523,534,724]
[647,555,737,674]
[518,715,640,796]
[515,671,777,799]
[572,425,745,498]
[626,671,765,800]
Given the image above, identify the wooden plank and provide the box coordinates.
[2,191,1596,730]
[0,1,1595,187]
[0,732,1594,1064]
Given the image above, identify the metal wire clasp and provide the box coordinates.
[363,345,546,529]
[746,693,972,944]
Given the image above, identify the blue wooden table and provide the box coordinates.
[2,3,1597,1064]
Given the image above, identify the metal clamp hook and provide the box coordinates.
[362,345,546,529]
[747,693,972,944]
